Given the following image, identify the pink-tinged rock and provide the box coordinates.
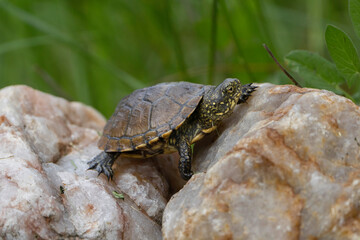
[3,83,360,240]
[0,85,164,239]
[163,84,360,240]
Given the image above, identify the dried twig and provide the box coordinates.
[263,44,302,88]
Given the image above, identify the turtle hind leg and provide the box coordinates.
[87,152,120,180]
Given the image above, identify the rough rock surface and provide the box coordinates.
[0,85,165,240]
[2,83,360,240]
[162,83,360,240]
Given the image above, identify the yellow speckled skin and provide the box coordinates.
[88,78,256,180]
[168,79,256,179]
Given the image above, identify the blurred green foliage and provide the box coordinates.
[0,0,354,117]
[286,0,360,103]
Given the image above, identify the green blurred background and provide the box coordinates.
[0,0,352,117]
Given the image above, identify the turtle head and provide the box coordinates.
[200,78,246,127]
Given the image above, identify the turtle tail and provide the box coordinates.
[87,152,120,180]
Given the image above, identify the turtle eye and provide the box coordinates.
[226,86,234,93]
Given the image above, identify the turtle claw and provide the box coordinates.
[180,170,193,181]
[87,152,118,180]
[238,83,257,104]
[102,166,114,181]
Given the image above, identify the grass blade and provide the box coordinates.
[219,0,255,82]
[0,36,51,55]
[0,0,144,90]
[164,0,189,82]
[207,0,218,85]
[306,0,323,52]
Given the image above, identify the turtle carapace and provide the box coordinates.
[88,78,257,180]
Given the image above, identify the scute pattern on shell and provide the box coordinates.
[98,82,207,152]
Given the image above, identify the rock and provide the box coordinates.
[3,83,360,240]
[0,85,164,240]
[162,83,360,240]
[154,152,187,194]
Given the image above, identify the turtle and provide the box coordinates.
[88,78,256,180]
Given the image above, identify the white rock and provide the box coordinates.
[163,84,360,240]
[0,85,164,240]
[3,83,360,240]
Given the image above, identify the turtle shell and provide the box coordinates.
[98,81,208,153]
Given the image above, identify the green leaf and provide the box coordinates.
[285,50,345,94]
[350,0,360,39]
[325,25,360,87]
[70,159,78,170]
[112,191,125,200]
[349,72,360,88]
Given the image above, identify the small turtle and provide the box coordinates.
[88,78,256,180]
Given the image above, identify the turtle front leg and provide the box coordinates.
[238,83,257,104]
[177,138,193,180]
[87,152,120,180]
